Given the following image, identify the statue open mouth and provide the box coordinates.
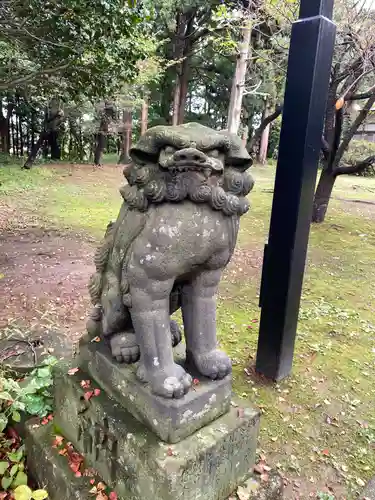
[160,147,224,177]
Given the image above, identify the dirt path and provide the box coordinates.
[0,224,94,339]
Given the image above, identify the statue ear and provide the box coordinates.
[129,147,156,165]
[225,155,253,171]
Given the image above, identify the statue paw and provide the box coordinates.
[190,349,232,380]
[137,363,192,399]
[110,332,140,364]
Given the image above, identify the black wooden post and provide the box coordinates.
[255,0,336,380]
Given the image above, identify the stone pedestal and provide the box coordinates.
[26,337,260,500]
[79,336,232,443]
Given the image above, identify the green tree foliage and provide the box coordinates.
[0,0,152,97]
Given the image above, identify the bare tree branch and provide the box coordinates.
[249,103,283,150]
[346,83,375,101]
[333,92,375,168]
[249,103,332,158]
[0,63,71,91]
[334,155,375,176]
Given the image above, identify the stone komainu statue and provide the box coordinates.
[87,123,254,399]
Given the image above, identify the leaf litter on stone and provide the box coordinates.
[68,367,79,375]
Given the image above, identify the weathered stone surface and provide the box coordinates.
[79,336,232,443]
[53,364,260,500]
[359,477,375,499]
[24,419,97,500]
[236,472,284,499]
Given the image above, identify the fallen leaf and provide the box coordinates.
[68,367,79,375]
[41,418,49,425]
[96,493,108,500]
[68,451,84,474]
[75,471,82,477]
[80,380,91,389]
[322,449,330,456]
[90,479,96,485]
[254,463,264,474]
[13,485,32,500]
[94,389,101,397]
[109,493,118,500]
[84,391,94,401]
[97,482,106,491]
[52,435,64,448]
[192,378,199,386]
[91,337,101,343]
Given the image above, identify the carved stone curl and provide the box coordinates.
[86,122,254,399]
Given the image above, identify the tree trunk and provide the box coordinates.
[42,138,49,159]
[177,61,190,125]
[19,116,24,156]
[26,122,30,155]
[94,131,106,166]
[312,168,336,223]
[22,111,62,169]
[118,110,132,164]
[140,100,148,135]
[159,71,174,124]
[172,13,187,126]
[23,131,48,169]
[324,83,339,147]
[10,115,16,156]
[258,123,270,164]
[79,126,84,161]
[94,115,109,166]
[15,111,20,156]
[0,98,9,153]
[227,12,252,135]
[171,11,195,126]
[49,130,61,160]
[31,111,36,149]
[68,123,73,159]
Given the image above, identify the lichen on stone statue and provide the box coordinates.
[86,122,254,400]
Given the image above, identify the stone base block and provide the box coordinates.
[79,335,232,443]
[24,420,100,500]
[51,364,260,500]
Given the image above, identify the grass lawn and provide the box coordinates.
[1,161,375,499]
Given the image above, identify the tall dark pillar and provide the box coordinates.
[256,0,336,380]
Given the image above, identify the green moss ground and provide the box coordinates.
[1,163,374,498]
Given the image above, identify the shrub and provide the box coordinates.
[0,356,56,499]
[342,139,375,176]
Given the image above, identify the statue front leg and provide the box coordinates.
[182,269,231,380]
[130,279,192,399]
